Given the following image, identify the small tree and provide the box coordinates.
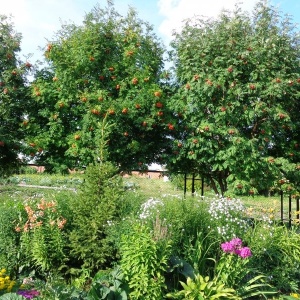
[167,1,300,195]
[68,117,124,273]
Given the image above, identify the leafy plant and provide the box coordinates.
[119,222,172,300]
[87,266,128,300]
[216,238,276,299]
[166,274,240,300]
[181,231,219,279]
[167,0,300,195]
[17,198,68,276]
[246,223,300,292]
[0,201,24,274]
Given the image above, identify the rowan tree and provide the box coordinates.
[0,15,32,176]
[166,1,300,195]
[26,3,174,173]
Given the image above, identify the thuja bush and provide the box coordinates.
[69,161,124,273]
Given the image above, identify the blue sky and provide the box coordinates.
[1,0,300,63]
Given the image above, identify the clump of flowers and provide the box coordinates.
[17,289,40,299]
[15,198,67,233]
[15,198,68,272]
[221,237,252,258]
[0,269,15,295]
[207,196,249,239]
[139,197,164,219]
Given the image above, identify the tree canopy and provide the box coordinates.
[166,1,300,195]
[0,15,32,176]
[1,1,300,196]
[25,3,175,173]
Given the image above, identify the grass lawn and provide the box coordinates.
[2,173,296,223]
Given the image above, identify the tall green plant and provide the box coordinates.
[119,222,171,300]
[69,161,124,272]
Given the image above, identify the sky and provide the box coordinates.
[1,0,300,63]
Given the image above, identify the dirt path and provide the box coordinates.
[17,183,77,191]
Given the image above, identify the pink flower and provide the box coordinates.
[238,247,252,258]
[221,238,252,259]
[229,238,242,249]
[221,242,235,253]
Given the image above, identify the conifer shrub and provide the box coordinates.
[69,161,124,273]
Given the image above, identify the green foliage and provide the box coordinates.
[206,196,250,240]
[0,294,24,300]
[26,3,174,172]
[0,200,24,274]
[119,222,172,300]
[215,252,275,299]
[18,166,37,175]
[87,266,128,300]
[69,161,124,272]
[0,15,32,177]
[246,223,300,292]
[36,282,87,300]
[181,231,219,278]
[167,0,300,195]
[140,195,214,258]
[166,274,240,300]
[17,198,69,276]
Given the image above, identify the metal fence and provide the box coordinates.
[280,191,300,228]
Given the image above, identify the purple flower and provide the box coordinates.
[17,289,40,299]
[221,238,252,258]
[229,238,242,248]
[221,241,235,253]
[238,247,252,258]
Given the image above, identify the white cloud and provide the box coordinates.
[157,0,258,44]
[1,0,96,62]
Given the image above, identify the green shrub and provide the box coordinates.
[19,166,37,175]
[69,161,124,273]
[0,200,24,275]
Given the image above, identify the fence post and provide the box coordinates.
[184,173,187,197]
[280,190,283,224]
[191,173,195,196]
[297,197,300,223]
[288,194,292,228]
[201,177,204,196]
